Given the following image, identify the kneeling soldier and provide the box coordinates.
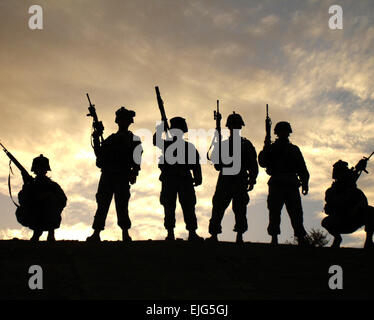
[16,155,67,242]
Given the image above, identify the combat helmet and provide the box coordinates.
[115,106,136,124]
[274,121,292,135]
[170,116,188,133]
[31,154,51,173]
[226,112,245,128]
[332,160,349,180]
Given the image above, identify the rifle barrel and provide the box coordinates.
[86,93,92,106]
[0,141,6,152]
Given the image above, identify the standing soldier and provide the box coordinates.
[207,112,258,244]
[322,158,374,248]
[16,155,67,242]
[153,117,203,242]
[258,121,309,246]
[86,106,142,243]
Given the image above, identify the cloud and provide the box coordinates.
[0,0,374,247]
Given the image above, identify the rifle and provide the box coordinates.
[354,151,374,179]
[86,93,104,147]
[155,86,170,134]
[207,100,222,164]
[0,141,33,207]
[264,104,272,147]
[0,141,33,184]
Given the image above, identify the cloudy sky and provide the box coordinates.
[0,0,373,247]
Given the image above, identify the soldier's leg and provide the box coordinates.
[232,185,249,239]
[321,216,342,247]
[178,181,198,232]
[208,178,232,237]
[30,229,43,242]
[267,185,284,239]
[364,206,374,248]
[284,187,307,239]
[47,229,55,242]
[179,181,203,241]
[92,173,114,231]
[113,176,132,232]
[160,179,178,234]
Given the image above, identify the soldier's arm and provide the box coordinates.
[324,187,334,215]
[131,137,143,174]
[246,143,259,187]
[295,146,310,194]
[92,131,103,157]
[192,147,202,186]
[53,182,68,208]
[211,141,223,171]
[258,145,271,168]
[153,121,166,149]
[250,146,259,182]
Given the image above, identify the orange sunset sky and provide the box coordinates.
[0,0,374,247]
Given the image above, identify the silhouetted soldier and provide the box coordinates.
[16,155,67,242]
[153,117,203,241]
[322,159,374,248]
[258,121,309,246]
[87,107,142,243]
[207,113,258,244]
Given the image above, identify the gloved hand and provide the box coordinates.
[129,171,138,185]
[355,158,368,173]
[302,184,309,195]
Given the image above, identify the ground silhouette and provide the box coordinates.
[0,239,373,300]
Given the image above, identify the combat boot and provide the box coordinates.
[165,229,175,241]
[30,230,43,242]
[86,230,101,243]
[297,235,310,247]
[270,235,278,246]
[331,235,342,248]
[122,229,132,243]
[236,232,244,244]
[47,230,55,242]
[364,231,373,249]
[205,234,218,243]
[188,231,204,242]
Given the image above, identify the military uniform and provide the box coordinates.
[88,107,142,238]
[322,160,374,245]
[259,135,309,239]
[92,130,142,231]
[153,117,202,237]
[209,136,258,235]
[14,154,67,242]
[16,175,67,231]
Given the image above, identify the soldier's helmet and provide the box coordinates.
[115,107,136,124]
[226,112,245,128]
[332,160,349,180]
[170,116,188,133]
[274,121,292,135]
[31,154,51,173]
